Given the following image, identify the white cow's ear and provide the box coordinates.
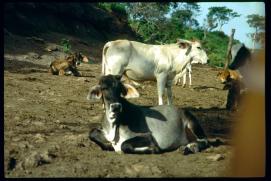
[177,39,192,49]
[87,85,102,100]
[177,39,192,44]
[122,84,139,99]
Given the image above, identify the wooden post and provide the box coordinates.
[224,29,235,69]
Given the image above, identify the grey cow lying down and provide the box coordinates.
[87,75,210,154]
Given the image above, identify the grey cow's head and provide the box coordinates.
[177,39,208,64]
[87,75,139,122]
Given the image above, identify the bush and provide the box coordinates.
[184,28,204,40]
[97,3,127,16]
[110,3,127,16]
[60,38,71,53]
[97,3,111,11]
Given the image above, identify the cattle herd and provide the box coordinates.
[49,39,251,155]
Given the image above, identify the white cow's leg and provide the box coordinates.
[182,71,187,88]
[189,70,192,87]
[188,65,192,87]
[166,80,173,105]
[174,74,180,85]
[156,73,167,105]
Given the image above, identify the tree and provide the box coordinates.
[207,6,240,31]
[246,14,265,48]
[171,3,200,29]
[125,2,175,22]
[125,2,177,43]
[181,2,200,28]
[171,10,197,28]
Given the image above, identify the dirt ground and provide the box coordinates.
[4,33,237,178]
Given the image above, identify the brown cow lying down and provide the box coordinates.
[49,52,88,76]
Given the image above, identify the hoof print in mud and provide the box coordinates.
[20,150,57,170]
[207,154,225,161]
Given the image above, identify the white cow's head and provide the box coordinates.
[177,39,208,64]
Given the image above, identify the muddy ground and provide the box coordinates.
[4,33,237,177]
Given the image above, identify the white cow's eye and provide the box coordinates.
[197,47,202,50]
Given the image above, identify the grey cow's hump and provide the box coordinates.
[141,105,182,122]
[141,105,187,150]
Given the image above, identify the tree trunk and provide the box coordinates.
[203,28,207,41]
[224,29,235,69]
[252,27,258,52]
[219,25,222,31]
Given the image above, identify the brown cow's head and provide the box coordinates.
[66,52,89,67]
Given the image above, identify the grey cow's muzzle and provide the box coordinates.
[109,103,122,119]
[110,103,122,113]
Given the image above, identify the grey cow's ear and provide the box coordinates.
[122,84,140,99]
[87,85,102,100]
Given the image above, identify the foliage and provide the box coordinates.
[171,9,199,29]
[125,2,174,21]
[125,2,178,44]
[178,2,200,29]
[246,14,265,46]
[60,38,71,53]
[110,3,127,16]
[183,28,204,40]
[94,3,242,67]
[207,6,240,31]
[204,30,239,67]
[247,14,265,30]
[97,3,127,16]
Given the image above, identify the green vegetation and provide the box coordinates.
[60,38,71,53]
[95,3,264,67]
[97,3,127,16]
[207,6,240,31]
[246,14,265,48]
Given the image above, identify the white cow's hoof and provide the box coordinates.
[116,150,124,154]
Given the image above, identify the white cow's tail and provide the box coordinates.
[102,42,111,75]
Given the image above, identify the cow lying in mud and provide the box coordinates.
[87,75,210,154]
[102,39,208,105]
[49,52,88,76]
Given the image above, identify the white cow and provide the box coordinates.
[174,55,208,87]
[102,39,208,105]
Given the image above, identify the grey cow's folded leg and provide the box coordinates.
[183,110,210,155]
[121,134,161,154]
[89,128,114,151]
